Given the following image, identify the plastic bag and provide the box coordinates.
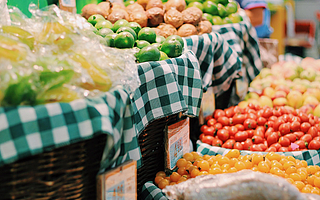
[258,38,279,68]
[0,4,139,106]
[163,170,316,200]
[0,0,10,25]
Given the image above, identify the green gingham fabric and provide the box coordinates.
[141,181,167,200]
[133,50,203,134]
[196,140,320,166]
[211,9,263,84]
[183,32,242,97]
[0,86,142,170]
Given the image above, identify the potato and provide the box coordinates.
[165,0,186,12]
[152,28,162,35]
[182,7,203,25]
[126,3,144,15]
[177,24,198,37]
[157,23,178,38]
[146,7,164,27]
[111,2,126,10]
[146,0,164,10]
[197,20,212,35]
[137,0,149,9]
[107,9,129,23]
[81,4,104,19]
[128,11,148,27]
[164,9,183,28]
[98,2,111,18]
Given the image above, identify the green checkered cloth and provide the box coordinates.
[197,140,320,166]
[183,32,242,97]
[141,181,167,200]
[211,9,263,84]
[133,50,203,134]
[0,86,142,170]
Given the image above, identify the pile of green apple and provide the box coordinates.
[186,0,243,25]
[239,57,320,117]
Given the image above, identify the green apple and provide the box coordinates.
[95,20,113,30]
[88,14,105,26]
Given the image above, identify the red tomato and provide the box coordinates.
[278,147,288,152]
[268,116,278,122]
[300,134,313,144]
[225,107,235,118]
[251,144,263,151]
[307,126,318,138]
[298,112,309,123]
[273,118,285,131]
[301,122,311,133]
[200,125,209,132]
[282,114,290,123]
[315,124,320,132]
[232,114,246,125]
[217,129,229,142]
[202,135,214,145]
[229,126,238,137]
[233,106,244,115]
[308,140,320,150]
[202,126,215,136]
[257,117,267,126]
[212,138,223,147]
[233,142,243,150]
[199,133,205,141]
[309,119,315,126]
[222,142,233,149]
[284,133,298,143]
[293,131,304,139]
[270,143,281,151]
[294,140,307,150]
[235,124,245,131]
[207,118,216,127]
[247,103,256,110]
[247,130,254,138]
[247,113,257,121]
[265,147,277,152]
[290,121,300,132]
[273,109,282,117]
[257,109,264,117]
[314,116,319,124]
[278,107,289,115]
[267,132,279,146]
[213,109,226,119]
[224,139,236,145]
[262,108,273,119]
[223,126,231,131]
[254,129,264,138]
[259,143,267,151]
[265,127,275,138]
[313,136,320,141]
[205,115,213,122]
[256,126,266,133]
[279,123,291,136]
[279,136,290,147]
[234,131,248,142]
[243,119,257,130]
[266,121,275,129]
[292,116,301,123]
[242,138,253,150]
[217,116,230,126]
[213,123,223,131]
[252,135,264,144]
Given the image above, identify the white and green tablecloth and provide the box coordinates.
[0,86,142,170]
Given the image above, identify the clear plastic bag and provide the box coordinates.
[163,170,316,200]
[0,0,10,25]
[0,3,140,106]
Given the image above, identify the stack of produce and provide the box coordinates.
[0,5,138,106]
[200,105,320,152]
[239,57,320,117]
[154,150,320,195]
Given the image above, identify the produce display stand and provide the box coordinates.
[0,86,142,199]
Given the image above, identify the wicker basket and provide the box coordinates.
[137,114,179,199]
[0,134,107,200]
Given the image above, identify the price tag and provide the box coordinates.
[165,118,190,170]
[97,160,137,200]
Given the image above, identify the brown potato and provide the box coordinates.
[177,24,198,37]
[107,9,129,23]
[197,20,212,35]
[164,9,183,28]
[181,7,203,25]
[81,4,104,19]
[137,0,149,9]
[146,7,164,27]
[126,3,144,15]
[157,23,178,38]
[146,0,164,10]
[128,11,148,27]
[152,28,162,35]
[97,2,111,18]
[111,2,126,10]
[165,0,186,12]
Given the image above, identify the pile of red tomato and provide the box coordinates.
[200,104,320,152]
